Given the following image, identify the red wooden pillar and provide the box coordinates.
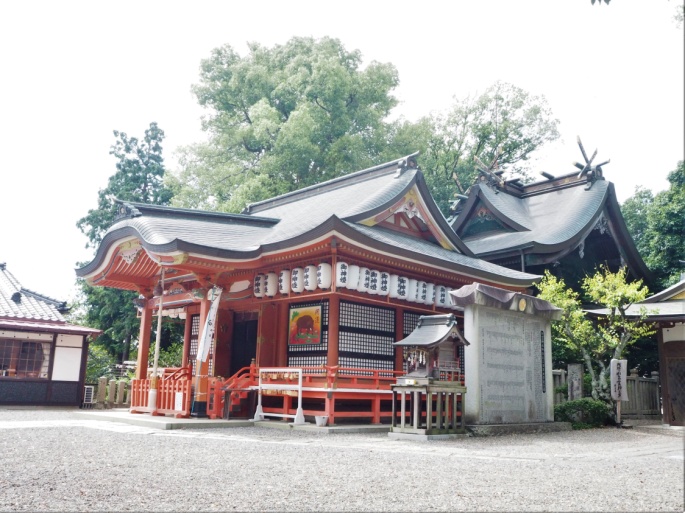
[278,302,289,367]
[327,295,340,367]
[135,303,153,380]
[191,296,211,417]
[395,306,404,372]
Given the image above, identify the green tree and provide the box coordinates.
[537,267,656,403]
[170,37,400,212]
[401,82,560,215]
[622,161,685,289]
[76,123,174,362]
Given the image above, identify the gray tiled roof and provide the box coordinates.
[346,223,540,285]
[0,263,67,322]
[80,156,537,286]
[463,180,609,255]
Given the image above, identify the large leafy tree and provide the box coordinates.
[622,161,685,289]
[537,267,656,403]
[170,37,400,212]
[421,81,560,215]
[76,122,174,362]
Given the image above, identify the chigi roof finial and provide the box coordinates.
[573,136,610,190]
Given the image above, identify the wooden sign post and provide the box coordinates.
[610,359,628,426]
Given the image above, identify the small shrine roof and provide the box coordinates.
[586,277,685,322]
[394,314,469,347]
[451,282,563,319]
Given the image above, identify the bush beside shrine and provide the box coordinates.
[554,398,612,429]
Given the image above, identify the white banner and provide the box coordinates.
[196,287,222,362]
[610,358,629,401]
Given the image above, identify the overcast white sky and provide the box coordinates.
[1,0,683,303]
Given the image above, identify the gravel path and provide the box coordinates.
[0,408,682,512]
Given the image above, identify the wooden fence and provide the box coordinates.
[553,367,661,418]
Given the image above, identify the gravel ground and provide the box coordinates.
[0,408,682,512]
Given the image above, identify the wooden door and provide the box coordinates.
[230,318,258,376]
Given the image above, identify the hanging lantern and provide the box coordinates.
[435,285,448,307]
[378,271,390,296]
[396,276,409,299]
[291,267,304,293]
[264,272,278,297]
[389,275,400,298]
[335,261,349,288]
[254,274,265,298]
[303,265,317,291]
[357,267,371,293]
[416,281,427,305]
[368,270,380,294]
[346,265,360,290]
[317,263,332,289]
[406,279,418,302]
[425,283,436,305]
[279,269,291,295]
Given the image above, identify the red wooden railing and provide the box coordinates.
[130,366,192,418]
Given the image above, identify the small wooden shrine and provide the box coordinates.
[390,314,468,438]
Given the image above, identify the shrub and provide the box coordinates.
[554,398,612,429]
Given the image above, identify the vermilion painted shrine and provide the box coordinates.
[74,152,649,428]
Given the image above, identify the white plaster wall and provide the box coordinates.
[52,347,82,381]
[56,334,83,348]
[663,323,685,343]
[463,305,480,424]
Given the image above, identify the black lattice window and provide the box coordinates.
[287,301,328,366]
[188,314,200,377]
[403,311,421,337]
[338,301,395,369]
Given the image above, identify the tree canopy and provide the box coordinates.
[169,37,400,212]
[169,37,560,217]
[77,122,172,247]
[536,267,656,403]
[622,160,685,289]
[411,81,560,215]
[75,123,175,363]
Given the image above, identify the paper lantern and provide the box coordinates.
[317,263,332,289]
[368,269,380,294]
[303,265,317,291]
[357,267,371,293]
[335,261,349,288]
[253,274,265,298]
[278,270,291,295]
[378,271,390,296]
[435,285,448,307]
[346,265,360,290]
[416,281,426,305]
[406,279,418,302]
[264,272,278,297]
[425,283,436,305]
[291,267,304,293]
[389,275,400,298]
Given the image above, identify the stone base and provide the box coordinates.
[467,422,572,436]
[388,431,470,441]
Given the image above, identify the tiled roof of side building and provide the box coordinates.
[0,263,67,322]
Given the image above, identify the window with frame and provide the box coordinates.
[0,339,51,379]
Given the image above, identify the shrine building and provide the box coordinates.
[75,154,555,423]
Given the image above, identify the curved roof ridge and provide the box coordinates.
[243,153,420,214]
